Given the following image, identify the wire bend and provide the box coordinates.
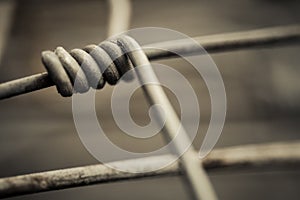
[41,38,134,97]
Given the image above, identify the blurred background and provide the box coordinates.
[0,0,300,199]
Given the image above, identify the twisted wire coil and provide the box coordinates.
[41,37,135,97]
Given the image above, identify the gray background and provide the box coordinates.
[0,0,300,199]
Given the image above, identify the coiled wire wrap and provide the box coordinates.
[41,38,134,97]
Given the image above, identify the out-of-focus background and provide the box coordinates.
[0,0,300,199]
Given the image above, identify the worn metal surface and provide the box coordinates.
[0,25,299,99]
[0,141,299,199]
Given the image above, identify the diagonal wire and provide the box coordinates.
[118,35,218,200]
[107,1,216,199]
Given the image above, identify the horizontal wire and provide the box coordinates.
[0,25,299,100]
[146,24,300,60]
[0,141,299,199]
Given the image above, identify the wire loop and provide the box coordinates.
[41,38,135,97]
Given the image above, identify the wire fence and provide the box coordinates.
[0,1,300,199]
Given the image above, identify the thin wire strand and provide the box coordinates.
[0,25,299,100]
[0,141,299,199]
[107,0,132,36]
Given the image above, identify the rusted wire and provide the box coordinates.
[0,141,299,199]
[0,25,299,99]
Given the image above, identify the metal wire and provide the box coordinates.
[0,1,15,64]
[0,22,299,199]
[107,0,132,36]
[107,2,216,199]
[26,34,218,199]
[118,35,217,200]
[40,42,134,96]
[1,141,299,199]
[0,25,299,100]
[0,0,298,198]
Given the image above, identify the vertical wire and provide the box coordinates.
[0,0,16,64]
[107,0,132,37]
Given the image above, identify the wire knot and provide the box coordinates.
[41,36,137,97]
